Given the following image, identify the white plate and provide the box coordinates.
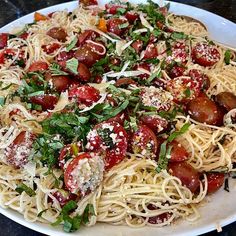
[1,1,236,235]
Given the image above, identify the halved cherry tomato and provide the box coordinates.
[206,173,225,194]
[189,69,210,91]
[28,61,48,72]
[79,0,98,6]
[166,77,201,104]
[42,43,60,54]
[30,94,58,110]
[107,18,128,36]
[86,40,106,56]
[131,125,158,158]
[192,43,220,67]
[0,33,8,49]
[168,161,200,192]
[168,140,189,162]
[131,40,143,54]
[52,189,77,207]
[215,92,236,112]
[125,11,139,22]
[134,63,151,79]
[171,42,188,63]
[47,27,67,42]
[4,131,36,168]
[76,62,91,82]
[68,85,100,106]
[56,51,74,62]
[115,78,137,88]
[77,30,98,46]
[64,153,104,195]
[140,114,168,134]
[86,121,128,169]
[187,94,224,125]
[45,72,70,92]
[168,65,185,79]
[143,43,158,59]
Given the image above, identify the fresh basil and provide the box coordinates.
[66,37,78,52]
[66,58,79,75]
[15,183,36,197]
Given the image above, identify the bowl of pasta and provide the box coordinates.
[0,0,236,235]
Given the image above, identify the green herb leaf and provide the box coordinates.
[97,128,115,149]
[171,32,188,40]
[66,58,79,75]
[119,22,129,29]
[0,96,5,106]
[82,204,95,224]
[38,209,49,217]
[116,7,126,14]
[224,49,231,65]
[49,63,68,76]
[15,183,36,197]
[66,37,78,52]
[183,88,191,98]
[168,123,191,142]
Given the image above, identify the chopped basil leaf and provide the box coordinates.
[82,204,95,224]
[129,116,138,132]
[28,90,45,97]
[1,83,13,91]
[38,209,49,217]
[171,32,188,40]
[224,49,231,65]
[50,63,68,76]
[97,127,115,149]
[16,59,25,67]
[66,37,78,52]
[116,7,126,14]
[184,88,191,98]
[0,96,5,106]
[168,123,191,142]
[15,183,36,197]
[145,58,160,65]
[66,58,78,75]
[119,22,129,29]
[156,141,167,173]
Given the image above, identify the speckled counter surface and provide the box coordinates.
[0,0,235,235]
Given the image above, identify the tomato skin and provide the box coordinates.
[206,173,225,194]
[115,78,137,88]
[105,4,125,14]
[215,92,236,112]
[140,115,168,134]
[86,121,128,170]
[19,32,29,40]
[47,27,67,42]
[42,43,60,54]
[28,61,48,72]
[79,0,98,6]
[168,161,200,193]
[77,30,98,46]
[68,85,100,106]
[30,95,58,111]
[189,69,210,91]
[135,63,151,79]
[131,40,143,54]
[45,72,70,92]
[131,125,158,157]
[192,43,220,67]
[107,18,128,36]
[0,33,8,49]
[74,62,91,82]
[56,50,74,62]
[52,189,77,207]
[168,65,185,79]
[171,42,188,63]
[5,131,36,168]
[125,11,139,22]
[187,95,224,126]
[168,140,189,162]
[143,44,158,59]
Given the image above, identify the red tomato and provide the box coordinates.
[131,40,143,54]
[115,78,137,88]
[135,63,151,79]
[168,140,189,162]
[77,30,98,46]
[168,161,200,192]
[52,189,77,207]
[131,125,158,157]
[68,85,100,106]
[159,7,168,16]
[42,43,60,54]
[166,77,201,104]
[215,92,236,112]
[19,32,29,40]
[79,0,98,6]
[172,42,188,63]
[189,69,210,91]
[45,72,70,92]
[105,4,125,14]
[206,173,225,194]
[192,43,220,67]
[56,50,74,62]
[140,115,168,134]
[168,65,185,79]
[48,12,55,18]
[86,121,128,169]
[107,18,128,36]
[76,62,91,82]
[28,61,48,72]
[186,95,224,125]
[47,27,67,42]
[64,153,104,195]
[4,131,35,168]
[143,43,158,59]
[30,94,58,110]
[0,33,8,49]
[86,40,106,56]
[125,11,139,22]
[0,51,5,64]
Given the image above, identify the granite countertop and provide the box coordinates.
[0,0,235,236]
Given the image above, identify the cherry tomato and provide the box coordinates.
[64,153,104,195]
[45,72,70,92]
[171,42,188,63]
[4,131,35,168]
[106,112,126,125]
[86,40,106,56]
[166,77,201,104]
[42,43,60,54]
[0,33,8,49]
[206,173,225,194]
[52,189,77,207]
[76,62,91,82]
[86,121,128,169]
[140,114,168,134]
[115,78,137,88]
[28,61,48,72]
[30,94,58,110]
[168,161,200,192]
[189,69,210,91]
[107,18,128,36]
[192,43,220,67]
[135,63,151,79]
[215,92,236,112]
[105,4,125,14]
[19,32,29,40]
[168,65,185,79]
[79,0,98,6]
[56,51,74,62]
[77,30,98,46]
[143,43,158,59]
[68,85,100,106]
[131,125,158,158]
[47,27,67,42]
[131,40,143,54]
[168,140,189,162]
[187,95,224,125]
[125,11,139,22]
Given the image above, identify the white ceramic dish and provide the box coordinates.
[0,1,236,235]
